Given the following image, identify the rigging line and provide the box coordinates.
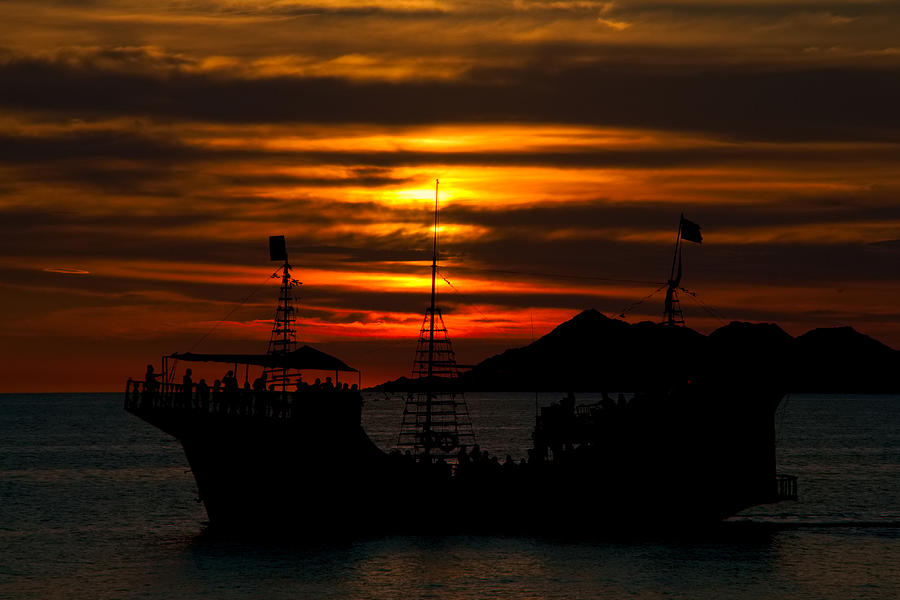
[442,265,668,324]
[678,288,730,325]
[439,273,494,323]
[440,270,532,341]
[617,283,668,319]
[186,267,284,353]
[445,266,663,286]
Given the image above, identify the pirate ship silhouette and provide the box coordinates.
[125,198,796,535]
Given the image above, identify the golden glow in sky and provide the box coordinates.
[2,0,900,390]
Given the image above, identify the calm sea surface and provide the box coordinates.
[1,392,899,599]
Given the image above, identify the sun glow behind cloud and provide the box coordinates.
[3,0,900,390]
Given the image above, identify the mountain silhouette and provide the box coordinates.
[374,310,899,393]
[792,326,898,392]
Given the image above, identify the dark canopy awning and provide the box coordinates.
[170,345,358,372]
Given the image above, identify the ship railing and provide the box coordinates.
[775,473,798,501]
[124,379,192,411]
[124,378,360,421]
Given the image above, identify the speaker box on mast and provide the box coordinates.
[269,235,288,262]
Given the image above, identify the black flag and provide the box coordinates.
[680,217,702,244]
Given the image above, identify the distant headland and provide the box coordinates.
[373,309,899,394]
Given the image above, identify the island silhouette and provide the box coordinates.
[374,309,899,394]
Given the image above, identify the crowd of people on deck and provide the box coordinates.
[456,443,528,478]
[126,364,358,417]
[128,375,625,477]
[387,442,530,483]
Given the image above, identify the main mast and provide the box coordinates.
[397,180,476,461]
[425,179,439,448]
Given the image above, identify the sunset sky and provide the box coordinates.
[2,1,900,391]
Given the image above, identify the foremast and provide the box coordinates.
[264,236,301,395]
[397,180,476,461]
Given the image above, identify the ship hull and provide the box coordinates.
[127,386,789,536]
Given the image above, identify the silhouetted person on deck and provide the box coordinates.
[240,381,251,415]
[253,373,267,415]
[323,376,335,392]
[182,368,193,408]
[313,378,322,390]
[457,445,469,467]
[470,444,481,462]
[601,391,615,411]
[144,365,158,390]
[212,379,221,412]
[197,378,210,412]
[143,365,158,407]
[222,370,238,413]
[222,370,237,391]
[253,373,267,393]
[272,383,290,417]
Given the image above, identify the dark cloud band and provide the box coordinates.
[2,53,900,142]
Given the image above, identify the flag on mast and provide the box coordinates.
[680,217,703,244]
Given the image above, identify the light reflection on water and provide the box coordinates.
[1,393,899,599]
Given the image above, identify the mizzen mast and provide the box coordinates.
[663,214,702,326]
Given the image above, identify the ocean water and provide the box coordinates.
[1,392,899,599]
